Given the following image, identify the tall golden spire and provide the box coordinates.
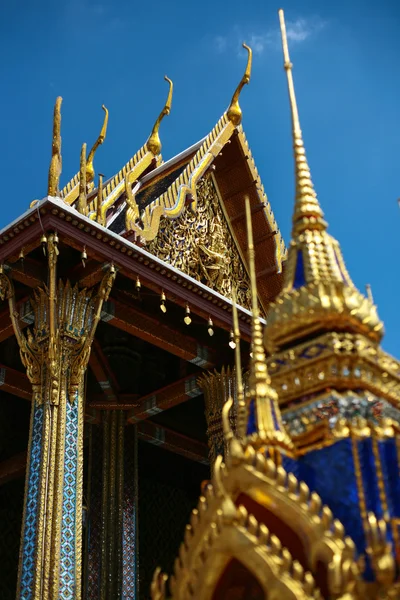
[244,196,293,453]
[263,10,383,352]
[48,97,62,197]
[146,76,173,156]
[86,105,109,185]
[227,43,252,126]
[278,10,326,238]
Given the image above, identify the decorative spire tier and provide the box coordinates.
[264,10,383,354]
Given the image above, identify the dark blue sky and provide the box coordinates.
[1,0,399,355]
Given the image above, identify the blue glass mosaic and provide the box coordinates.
[379,438,400,518]
[19,404,44,600]
[357,437,381,518]
[293,250,306,289]
[247,399,256,435]
[297,439,374,580]
[59,398,79,599]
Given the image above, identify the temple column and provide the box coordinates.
[199,367,245,467]
[0,234,115,600]
[85,414,139,599]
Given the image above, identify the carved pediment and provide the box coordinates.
[147,175,251,310]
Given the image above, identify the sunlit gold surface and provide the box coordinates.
[147,175,251,308]
[264,11,383,353]
[0,246,115,599]
[244,195,293,453]
[47,97,62,197]
[146,76,173,156]
[60,105,108,205]
[226,43,252,126]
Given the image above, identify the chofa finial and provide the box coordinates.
[48,97,63,197]
[147,76,173,156]
[86,105,109,184]
[227,43,252,126]
[278,10,326,238]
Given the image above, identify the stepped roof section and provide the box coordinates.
[52,46,286,310]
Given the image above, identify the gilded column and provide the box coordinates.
[0,235,115,600]
[198,367,246,467]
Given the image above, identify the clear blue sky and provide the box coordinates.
[0,0,399,356]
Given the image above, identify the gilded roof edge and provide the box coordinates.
[127,118,287,284]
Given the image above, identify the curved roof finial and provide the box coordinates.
[86,105,109,184]
[227,43,252,126]
[48,96,62,196]
[278,10,326,238]
[147,76,173,156]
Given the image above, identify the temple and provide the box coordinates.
[0,8,399,600]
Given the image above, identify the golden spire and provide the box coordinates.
[86,105,109,184]
[244,195,293,453]
[263,10,383,352]
[77,143,87,215]
[146,76,173,156]
[278,10,326,238]
[232,286,246,440]
[48,97,62,197]
[227,43,252,126]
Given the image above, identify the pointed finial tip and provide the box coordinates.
[147,75,173,155]
[227,43,252,126]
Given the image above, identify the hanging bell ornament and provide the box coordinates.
[81,246,87,268]
[135,276,141,292]
[184,304,192,326]
[41,233,48,255]
[207,317,214,337]
[229,330,236,349]
[160,291,167,313]
[18,247,25,262]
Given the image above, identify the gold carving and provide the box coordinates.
[77,142,87,215]
[227,43,252,126]
[146,76,173,156]
[264,11,383,354]
[86,105,108,185]
[147,175,251,308]
[1,246,115,599]
[61,105,108,205]
[152,433,360,600]
[48,97,62,197]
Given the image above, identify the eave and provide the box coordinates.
[0,197,262,340]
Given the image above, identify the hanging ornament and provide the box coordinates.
[207,317,214,337]
[41,233,48,255]
[184,304,192,326]
[18,247,25,262]
[81,246,87,268]
[160,291,167,313]
[135,276,141,292]
[53,231,60,255]
[229,330,236,349]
